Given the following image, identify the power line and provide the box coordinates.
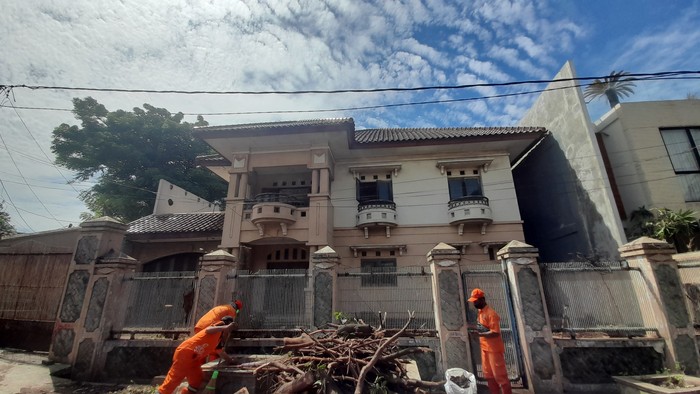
[3,73,699,117]
[4,70,699,95]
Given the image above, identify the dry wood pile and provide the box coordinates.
[251,311,444,394]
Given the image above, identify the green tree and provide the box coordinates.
[0,201,17,238]
[583,70,636,107]
[51,97,227,222]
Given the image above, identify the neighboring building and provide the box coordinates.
[594,100,700,227]
[193,119,547,271]
[514,61,627,262]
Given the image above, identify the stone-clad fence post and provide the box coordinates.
[619,237,700,375]
[497,240,562,394]
[192,249,238,327]
[49,217,136,380]
[427,242,471,375]
[311,246,339,328]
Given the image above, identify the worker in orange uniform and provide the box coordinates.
[468,288,512,394]
[194,300,243,333]
[159,316,237,394]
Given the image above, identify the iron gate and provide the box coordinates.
[462,264,523,385]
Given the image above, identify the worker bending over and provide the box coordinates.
[194,300,243,333]
[159,316,237,394]
[468,288,512,394]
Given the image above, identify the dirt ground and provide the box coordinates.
[0,348,155,394]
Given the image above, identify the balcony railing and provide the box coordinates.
[244,193,308,210]
[357,199,397,212]
[447,196,490,210]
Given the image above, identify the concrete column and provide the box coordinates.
[619,237,700,374]
[311,169,320,194]
[220,170,246,250]
[427,242,471,375]
[498,240,562,394]
[49,217,134,381]
[319,168,330,195]
[192,250,238,326]
[311,246,338,328]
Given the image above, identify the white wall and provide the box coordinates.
[331,154,521,228]
[153,180,220,214]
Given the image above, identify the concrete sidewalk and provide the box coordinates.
[0,349,74,394]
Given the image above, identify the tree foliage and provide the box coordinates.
[51,97,227,222]
[0,202,17,238]
[583,70,636,108]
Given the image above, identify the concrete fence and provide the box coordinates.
[1,217,699,393]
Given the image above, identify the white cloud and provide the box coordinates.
[2,0,696,232]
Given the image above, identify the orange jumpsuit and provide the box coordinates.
[478,305,511,394]
[158,328,223,394]
[194,305,237,333]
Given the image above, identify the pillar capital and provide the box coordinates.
[619,236,675,260]
[426,242,461,267]
[312,246,339,269]
[497,240,539,260]
[201,249,238,271]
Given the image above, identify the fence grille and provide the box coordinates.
[540,261,657,337]
[463,263,522,383]
[335,266,435,330]
[678,261,700,327]
[229,269,311,329]
[0,254,70,321]
[123,271,196,330]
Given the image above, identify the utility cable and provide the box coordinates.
[3,70,699,95]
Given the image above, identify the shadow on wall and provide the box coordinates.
[513,134,621,262]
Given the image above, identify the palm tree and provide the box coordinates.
[583,70,636,108]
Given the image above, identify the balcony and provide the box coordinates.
[447,196,493,235]
[356,200,398,238]
[248,194,300,236]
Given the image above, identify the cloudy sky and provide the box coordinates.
[1,0,700,233]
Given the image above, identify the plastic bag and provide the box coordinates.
[443,368,477,394]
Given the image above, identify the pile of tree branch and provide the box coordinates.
[250,311,443,394]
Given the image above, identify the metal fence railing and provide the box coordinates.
[540,261,657,337]
[335,266,435,330]
[229,269,311,330]
[678,261,700,327]
[123,271,196,330]
[463,263,522,384]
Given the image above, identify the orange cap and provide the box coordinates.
[468,288,485,302]
[234,300,243,311]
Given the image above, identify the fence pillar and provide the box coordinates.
[619,237,700,374]
[498,240,562,394]
[49,217,136,381]
[311,246,338,328]
[193,250,238,326]
[427,242,471,375]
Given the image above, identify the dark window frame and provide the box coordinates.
[447,175,483,201]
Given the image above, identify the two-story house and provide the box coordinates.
[594,99,700,224]
[194,118,547,271]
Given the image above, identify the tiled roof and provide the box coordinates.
[354,126,546,144]
[195,118,354,132]
[127,212,224,234]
